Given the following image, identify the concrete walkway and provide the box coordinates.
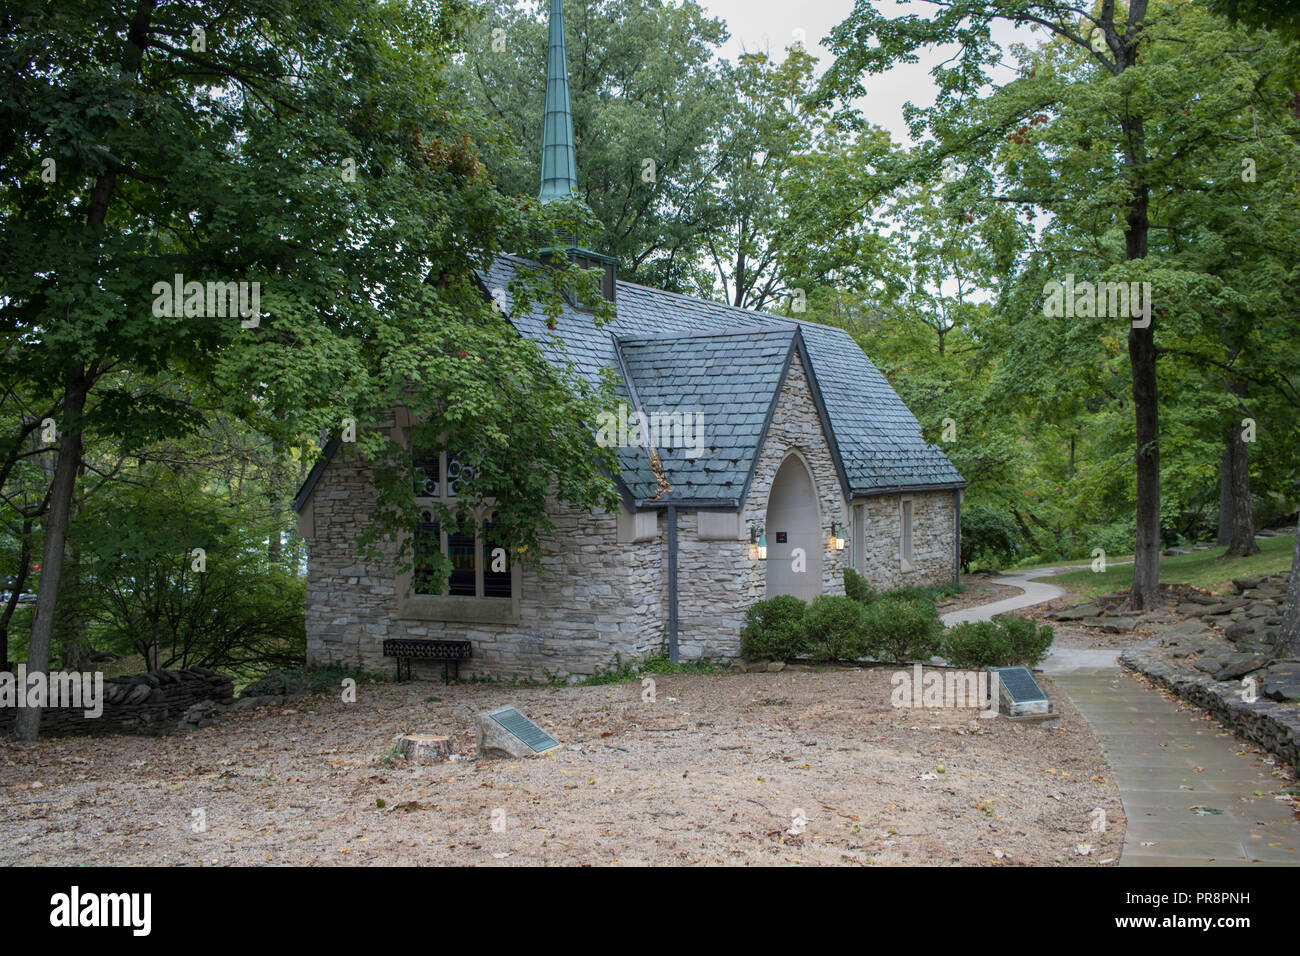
[1053,667,1299,865]
[948,567,1300,866]
[940,568,1067,626]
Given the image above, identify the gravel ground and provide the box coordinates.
[0,668,1123,866]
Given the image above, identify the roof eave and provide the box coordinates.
[291,436,342,513]
[634,497,743,511]
[849,480,968,499]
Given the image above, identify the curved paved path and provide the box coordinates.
[948,567,1299,866]
[940,568,1067,626]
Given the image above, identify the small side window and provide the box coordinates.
[901,499,914,568]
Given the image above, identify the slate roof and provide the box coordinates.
[614,327,796,502]
[479,253,965,506]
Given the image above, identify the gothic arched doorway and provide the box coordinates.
[765,453,822,601]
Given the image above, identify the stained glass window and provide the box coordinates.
[411,447,510,600]
[483,512,512,599]
[413,510,440,595]
[447,516,477,596]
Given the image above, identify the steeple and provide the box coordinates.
[534,0,616,308]
[539,0,578,203]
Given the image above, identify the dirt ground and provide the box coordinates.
[0,668,1124,866]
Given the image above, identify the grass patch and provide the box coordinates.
[239,663,391,697]
[1044,533,1294,600]
[580,651,727,686]
[923,582,966,602]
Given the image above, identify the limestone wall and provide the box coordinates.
[853,490,958,591]
[1124,645,1300,771]
[303,446,664,680]
[0,668,233,737]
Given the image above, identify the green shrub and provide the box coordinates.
[941,615,1054,668]
[960,504,1021,571]
[938,621,1006,669]
[581,651,640,685]
[740,595,808,661]
[844,568,878,605]
[881,585,937,609]
[997,616,1054,666]
[801,595,869,662]
[580,651,727,685]
[862,593,942,662]
[69,472,305,676]
[922,581,965,602]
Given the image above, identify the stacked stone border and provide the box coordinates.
[0,668,235,737]
[1121,643,1300,772]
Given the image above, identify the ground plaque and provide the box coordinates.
[992,666,1052,716]
[475,705,560,758]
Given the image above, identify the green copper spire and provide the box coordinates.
[539,0,578,203]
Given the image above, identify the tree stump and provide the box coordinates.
[394,734,452,764]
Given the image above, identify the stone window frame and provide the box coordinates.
[395,439,520,625]
[899,496,915,573]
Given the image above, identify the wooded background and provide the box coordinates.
[3,0,1298,738]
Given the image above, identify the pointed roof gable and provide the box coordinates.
[615,327,797,502]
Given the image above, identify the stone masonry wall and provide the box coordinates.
[854,490,958,592]
[1123,644,1300,771]
[303,445,664,680]
[0,668,234,737]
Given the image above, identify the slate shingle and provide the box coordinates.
[479,254,966,503]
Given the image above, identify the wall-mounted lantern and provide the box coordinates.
[831,521,846,551]
[750,522,767,560]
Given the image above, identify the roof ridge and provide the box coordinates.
[472,253,967,498]
[614,278,857,337]
[490,254,854,341]
[617,325,797,344]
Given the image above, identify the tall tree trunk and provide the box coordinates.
[1127,321,1160,609]
[1112,2,1160,611]
[1224,438,1257,556]
[14,366,87,740]
[1120,104,1161,610]
[1277,524,1300,658]
[0,519,33,670]
[1223,381,1259,557]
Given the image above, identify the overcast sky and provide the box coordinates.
[696,0,1043,146]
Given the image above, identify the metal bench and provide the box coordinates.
[382,638,472,684]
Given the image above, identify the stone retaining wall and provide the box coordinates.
[0,668,234,737]
[1122,645,1300,771]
